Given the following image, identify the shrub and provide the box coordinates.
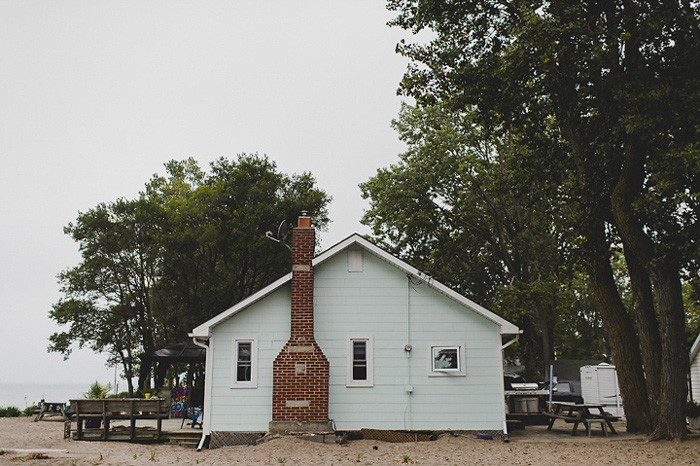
[0,406,21,417]
[22,405,38,417]
[687,400,700,418]
[83,381,112,399]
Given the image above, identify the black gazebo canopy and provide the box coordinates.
[139,340,206,390]
[139,340,206,364]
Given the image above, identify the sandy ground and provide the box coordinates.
[1,417,699,465]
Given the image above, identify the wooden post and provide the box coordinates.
[102,400,108,440]
[156,399,162,439]
[76,401,83,440]
[129,400,135,440]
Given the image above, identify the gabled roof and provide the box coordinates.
[691,333,700,364]
[190,233,520,338]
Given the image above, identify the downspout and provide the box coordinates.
[404,275,413,430]
[191,335,211,451]
[499,334,519,442]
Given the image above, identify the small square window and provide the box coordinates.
[429,344,466,376]
[347,336,373,386]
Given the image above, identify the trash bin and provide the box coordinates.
[513,396,540,413]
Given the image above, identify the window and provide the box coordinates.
[232,337,257,388]
[429,344,466,376]
[346,336,373,386]
[553,382,571,393]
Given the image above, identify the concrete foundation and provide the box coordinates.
[268,420,334,434]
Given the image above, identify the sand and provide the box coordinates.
[1,417,698,465]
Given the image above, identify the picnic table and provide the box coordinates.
[34,401,68,421]
[545,401,619,436]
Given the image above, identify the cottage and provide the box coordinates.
[189,214,520,443]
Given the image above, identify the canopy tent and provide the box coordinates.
[139,340,206,364]
[139,341,206,394]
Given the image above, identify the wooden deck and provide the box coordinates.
[69,418,204,446]
[69,399,203,446]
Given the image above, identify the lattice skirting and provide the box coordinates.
[436,430,505,440]
[358,429,504,443]
[210,431,265,448]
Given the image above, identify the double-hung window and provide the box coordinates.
[346,336,373,387]
[429,344,466,376]
[232,337,257,388]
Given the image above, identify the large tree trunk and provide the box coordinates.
[649,266,689,440]
[611,139,688,439]
[519,316,541,380]
[623,250,662,426]
[585,221,652,433]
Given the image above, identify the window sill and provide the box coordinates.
[230,383,258,389]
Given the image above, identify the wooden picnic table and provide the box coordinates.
[545,401,619,436]
[34,401,68,421]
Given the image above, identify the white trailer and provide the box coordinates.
[580,363,625,418]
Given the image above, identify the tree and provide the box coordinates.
[50,197,164,395]
[50,154,331,391]
[146,155,331,343]
[361,103,573,378]
[387,0,700,438]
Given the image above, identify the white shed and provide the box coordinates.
[190,215,520,445]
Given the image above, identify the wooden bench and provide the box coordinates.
[70,398,170,441]
[544,412,578,424]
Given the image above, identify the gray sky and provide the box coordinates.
[0,1,420,388]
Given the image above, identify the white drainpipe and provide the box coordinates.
[190,335,210,451]
[500,334,520,442]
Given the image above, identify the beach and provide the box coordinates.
[1,417,699,465]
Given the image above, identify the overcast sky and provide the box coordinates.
[0,1,422,389]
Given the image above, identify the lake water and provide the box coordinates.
[0,382,89,409]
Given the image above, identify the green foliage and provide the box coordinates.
[50,154,331,390]
[0,406,21,417]
[83,381,112,399]
[362,103,606,376]
[388,0,699,435]
[22,405,38,417]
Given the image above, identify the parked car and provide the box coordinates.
[541,380,583,403]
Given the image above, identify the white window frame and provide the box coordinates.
[346,335,373,387]
[428,343,466,377]
[231,336,258,388]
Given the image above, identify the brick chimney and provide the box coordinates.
[269,213,332,433]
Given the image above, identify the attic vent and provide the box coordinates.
[348,250,363,272]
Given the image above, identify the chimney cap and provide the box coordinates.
[298,212,311,228]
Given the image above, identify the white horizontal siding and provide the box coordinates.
[691,354,700,401]
[208,286,290,432]
[315,248,503,431]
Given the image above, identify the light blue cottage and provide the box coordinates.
[190,228,520,441]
